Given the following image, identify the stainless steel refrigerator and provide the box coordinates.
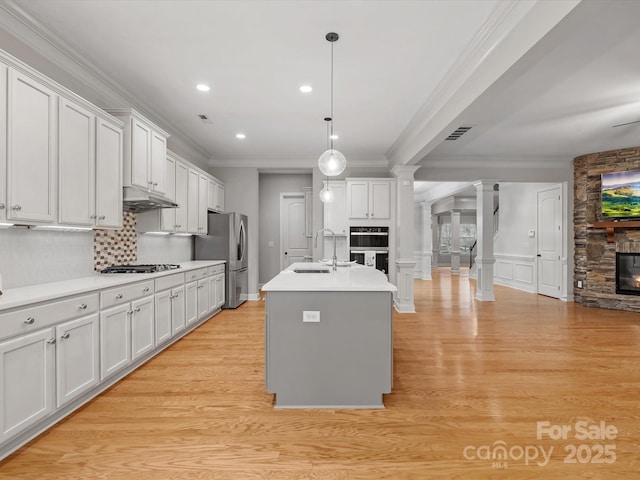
[194,212,248,308]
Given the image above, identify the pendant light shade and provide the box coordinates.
[319,186,335,203]
[318,32,345,178]
[318,148,346,177]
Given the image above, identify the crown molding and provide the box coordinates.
[210,155,389,170]
[386,0,581,168]
[423,154,571,169]
[0,0,211,164]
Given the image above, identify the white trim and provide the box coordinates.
[247,293,260,301]
[211,156,389,169]
[493,253,536,294]
[423,154,570,169]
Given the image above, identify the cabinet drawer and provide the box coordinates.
[155,272,185,292]
[100,280,154,309]
[209,264,225,276]
[185,268,208,283]
[0,292,99,340]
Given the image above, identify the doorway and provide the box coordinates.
[280,193,311,270]
[537,186,562,298]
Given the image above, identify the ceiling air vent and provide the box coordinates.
[445,126,472,140]
[198,114,213,125]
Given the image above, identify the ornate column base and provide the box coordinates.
[450,250,460,275]
[395,259,416,313]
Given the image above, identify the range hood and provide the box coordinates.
[122,186,178,213]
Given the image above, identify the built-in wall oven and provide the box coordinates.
[349,226,389,276]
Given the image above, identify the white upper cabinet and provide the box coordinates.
[174,161,188,233]
[0,63,7,222]
[159,155,176,232]
[187,168,199,234]
[217,184,225,212]
[7,69,57,223]
[346,179,392,221]
[198,173,208,234]
[106,109,169,195]
[58,98,95,226]
[207,178,225,212]
[95,118,123,228]
[323,181,346,235]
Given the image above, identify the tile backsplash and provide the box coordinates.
[0,211,193,289]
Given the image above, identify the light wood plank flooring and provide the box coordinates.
[1,268,639,479]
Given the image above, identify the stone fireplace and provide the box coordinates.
[574,146,640,312]
[616,252,640,296]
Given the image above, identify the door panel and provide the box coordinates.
[280,195,310,269]
[537,187,562,298]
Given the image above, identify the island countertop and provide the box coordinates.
[261,262,397,292]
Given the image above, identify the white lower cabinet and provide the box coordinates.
[55,314,99,408]
[185,281,198,327]
[197,279,209,320]
[215,274,225,309]
[0,328,55,443]
[156,285,185,342]
[130,296,154,361]
[99,304,131,380]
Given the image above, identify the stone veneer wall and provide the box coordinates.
[574,146,640,312]
[93,212,137,271]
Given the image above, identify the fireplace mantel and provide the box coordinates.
[593,221,640,243]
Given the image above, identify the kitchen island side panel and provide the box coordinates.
[265,291,392,408]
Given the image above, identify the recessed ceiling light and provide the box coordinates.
[236,133,246,139]
[196,84,210,92]
[299,85,313,93]
[330,134,339,140]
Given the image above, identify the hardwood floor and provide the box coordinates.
[2,268,639,479]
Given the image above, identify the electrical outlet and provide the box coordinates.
[303,311,320,323]
[577,280,583,288]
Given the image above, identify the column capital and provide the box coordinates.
[473,179,499,190]
[391,165,421,180]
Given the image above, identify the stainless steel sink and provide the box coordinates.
[293,268,331,274]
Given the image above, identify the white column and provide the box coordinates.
[474,180,497,301]
[420,202,432,280]
[450,209,461,275]
[432,213,439,268]
[391,165,420,313]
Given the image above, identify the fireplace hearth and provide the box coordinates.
[616,253,640,296]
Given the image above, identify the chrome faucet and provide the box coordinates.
[314,228,337,271]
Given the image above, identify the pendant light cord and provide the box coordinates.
[330,39,334,151]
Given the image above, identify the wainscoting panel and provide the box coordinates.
[493,253,536,293]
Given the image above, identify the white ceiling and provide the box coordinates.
[2,0,638,179]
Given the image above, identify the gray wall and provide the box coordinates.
[258,174,312,285]
[210,167,260,299]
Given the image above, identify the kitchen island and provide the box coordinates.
[261,262,397,408]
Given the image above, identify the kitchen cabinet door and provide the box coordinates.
[99,304,131,380]
[184,281,198,327]
[95,117,123,228]
[0,63,7,222]
[155,290,172,345]
[370,181,391,220]
[130,117,151,191]
[207,178,217,211]
[174,161,188,233]
[187,168,199,234]
[171,285,186,335]
[196,279,209,321]
[130,296,155,361]
[55,314,99,408]
[160,155,176,232]
[215,273,225,309]
[58,98,95,226]
[323,181,346,235]
[198,173,208,234]
[0,328,55,443]
[217,184,225,212]
[207,275,216,313]
[347,181,369,220]
[150,130,167,194]
[7,69,57,223]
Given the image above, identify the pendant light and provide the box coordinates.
[319,118,335,203]
[318,32,346,177]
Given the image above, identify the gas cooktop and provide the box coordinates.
[101,264,181,274]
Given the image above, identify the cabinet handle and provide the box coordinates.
[79,303,88,310]
[12,205,22,211]
[99,215,106,220]
[0,203,5,210]
[153,182,158,186]
[61,332,70,340]
[115,293,123,300]
[90,215,97,219]
[24,317,35,325]
[134,307,141,313]
[47,338,56,345]
[143,287,150,293]
[127,310,134,315]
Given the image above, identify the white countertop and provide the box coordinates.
[0,261,225,311]
[261,262,397,292]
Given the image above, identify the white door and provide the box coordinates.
[0,328,55,443]
[160,155,176,231]
[280,193,311,269]
[184,282,197,328]
[215,274,225,308]
[198,174,208,233]
[155,290,172,345]
[197,279,209,320]
[187,168,199,233]
[150,130,167,194]
[131,296,155,360]
[324,181,347,235]
[95,118,123,228]
[537,186,562,298]
[172,286,186,333]
[347,181,369,219]
[58,98,95,226]
[99,304,131,380]
[56,314,99,407]
[370,181,391,219]
[0,63,7,222]
[131,118,151,190]
[174,162,188,233]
